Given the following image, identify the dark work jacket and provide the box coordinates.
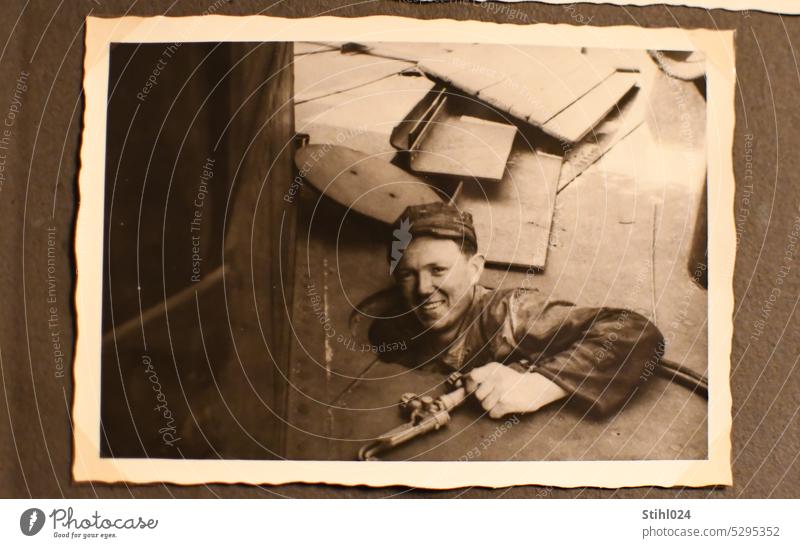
[369,285,665,417]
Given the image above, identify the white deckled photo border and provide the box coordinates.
[74,15,735,488]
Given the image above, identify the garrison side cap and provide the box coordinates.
[391,201,478,249]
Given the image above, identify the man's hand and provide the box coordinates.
[464,362,569,419]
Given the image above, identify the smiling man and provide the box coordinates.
[370,202,665,419]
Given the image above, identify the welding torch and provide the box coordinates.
[357,372,469,461]
[356,355,709,460]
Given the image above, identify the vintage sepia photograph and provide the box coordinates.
[74,16,735,488]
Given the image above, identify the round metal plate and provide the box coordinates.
[295,145,443,224]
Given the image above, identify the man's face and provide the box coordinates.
[393,236,483,332]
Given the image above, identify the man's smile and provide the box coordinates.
[419,297,445,313]
[393,236,482,333]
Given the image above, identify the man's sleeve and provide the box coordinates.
[503,291,665,416]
